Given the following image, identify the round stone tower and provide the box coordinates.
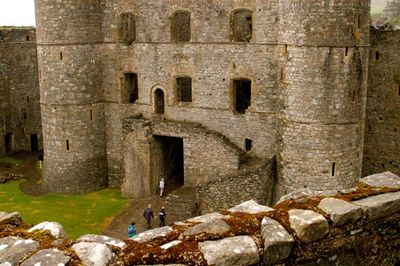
[275,0,370,199]
[35,0,107,193]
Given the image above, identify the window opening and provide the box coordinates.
[245,139,252,151]
[332,162,336,176]
[154,89,165,114]
[375,51,380,60]
[122,73,138,104]
[66,140,70,151]
[121,12,136,45]
[231,10,253,42]
[60,52,63,61]
[90,109,93,120]
[233,79,251,114]
[176,77,192,102]
[171,11,191,42]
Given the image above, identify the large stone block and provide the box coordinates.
[360,172,400,189]
[77,234,126,249]
[228,200,274,214]
[198,236,259,266]
[0,236,39,265]
[72,242,115,266]
[20,248,71,266]
[0,211,23,226]
[28,221,66,239]
[353,191,400,221]
[288,209,329,243]
[261,217,294,265]
[183,219,231,236]
[318,198,363,226]
[131,226,174,243]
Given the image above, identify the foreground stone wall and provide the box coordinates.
[363,29,400,177]
[198,156,276,213]
[0,27,42,156]
[0,172,399,265]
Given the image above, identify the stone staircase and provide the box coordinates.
[165,186,200,222]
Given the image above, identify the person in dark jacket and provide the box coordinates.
[159,206,166,226]
[143,204,154,230]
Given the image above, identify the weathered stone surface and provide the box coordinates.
[72,242,115,266]
[20,248,71,266]
[160,240,182,250]
[198,236,259,266]
[28,221,66,239]
[228,200,274,214]
[183,219,230,236]
[0,236,39,265]
[353,191,400,221]
[318,198,363,226]
[288,209,329,243]
[277,189,340,204]
[360,172,400,189]
[131,226,174,243]
[77,234,126,248]
[0,212,23,226]
[261,217,294,265]
[187,213,231,224]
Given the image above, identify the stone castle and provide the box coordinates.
[1,0,399,209]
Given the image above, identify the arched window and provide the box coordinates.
[121,12,136,45]
[171,11,191,42]
[231,9,253,42]
[233,78,251,114]
[154,89,165,114]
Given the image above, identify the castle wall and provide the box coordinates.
[275,0,370,198]
[363,29,400,176]
[0,27,42,156]
[35,0,107,193]
[101,0,279,186]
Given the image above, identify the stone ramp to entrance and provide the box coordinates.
[102,185,199,240]
[165,186,199,222]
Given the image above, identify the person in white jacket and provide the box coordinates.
[159,178,165,197]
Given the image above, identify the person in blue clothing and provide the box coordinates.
[128,221,136,238]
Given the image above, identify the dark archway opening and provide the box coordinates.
[30,134,38,152]
[153,136,184,190]
[4,133,13,154]
[154,89,165,114]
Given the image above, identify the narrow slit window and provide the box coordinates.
[245,139,252,151]
[233,79,251,114]
[332,162,336,176]
[23,112,27,120]
[26,96,30,102]
[60,52,63,61]
[154,89,165,114]
[345,47,349,56]
[231,9,253,42]
[176,77,192,102]
[171,11,191,42]
[66,140,70,151]
[398,84,400,96]
[375,51,380,60]
[90,109,93,121]
[26,35,30,41]
[122,73,138,104]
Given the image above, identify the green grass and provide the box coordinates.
[0,157,23,167]
[0,180,130,239]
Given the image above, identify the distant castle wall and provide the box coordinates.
[363,29,400,176]
[0,27,42,156]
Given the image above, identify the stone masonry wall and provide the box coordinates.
[363,29,400,176]
[35,0,107,193]
[100,0,279,187]
[275,0,370,199]
[0,27,42,156]
[198,156,275,214]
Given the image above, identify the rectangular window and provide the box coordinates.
[332,162,336,176]
[176,77,192,102]
[171,11,191,42]
[245,139,252,151]
[66,140,70,151]
[90,109,93,121]
[234,79,251,114]
[122,73,138,104]
[232,10,252,42]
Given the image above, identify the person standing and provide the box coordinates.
[143,204,154,230]
[128,221,136,238]
[159,206,166,227]
[159,178,165,197]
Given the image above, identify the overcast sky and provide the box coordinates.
[0,0,390,27]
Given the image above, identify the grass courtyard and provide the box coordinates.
[0,179,131,239]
